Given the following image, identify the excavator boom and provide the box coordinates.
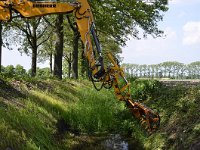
[0,0,160,131]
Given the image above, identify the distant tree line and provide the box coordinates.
[0,64,51,79]
[123,61,200,79]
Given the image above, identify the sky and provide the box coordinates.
[121,0,200,65]
[2,0,200,70]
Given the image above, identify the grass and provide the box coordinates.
[129,78,200,149]
[0,76,200,149]
[64,88,125,133]
[0,77,133,149]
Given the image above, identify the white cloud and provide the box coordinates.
[169,0,199,5]
[165,27,177,39]
[182,21,200,45]
[121,27,178,64]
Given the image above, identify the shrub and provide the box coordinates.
[130,79,161,100]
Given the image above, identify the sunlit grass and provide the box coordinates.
[30,90,67,110]
[0,105,57,150]
[63,88,125,133]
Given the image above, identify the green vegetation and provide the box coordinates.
[0,76,199,149]
[0,65,52,79]
[123,61,200,79]
[0,76,135,149]
[128,78,200,149]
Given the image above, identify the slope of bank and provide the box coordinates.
[130,79,200,150]
[0,77,143,149]
[0,76,200,149]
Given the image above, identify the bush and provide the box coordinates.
[15,64,27,77]
[130,79,161,100]
[0,65,28,79]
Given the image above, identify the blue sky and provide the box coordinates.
[2,0,200,70]
[121,0,200,65]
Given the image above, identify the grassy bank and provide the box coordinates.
[0,77,137,149]
[129,78,200,150]
[0,76,199,149]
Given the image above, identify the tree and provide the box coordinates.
[142,65,148,77]
[124,63,131,77]
[63,52,72,78]
[170,62,184,79]
[130,64,139,77]
[90,0,168,45]
[15,64,27,77]
[43,14,76,79]
[5,17,51,77]
[67,15,80,79]
[54,15,64,79]
[149,64,156,78]
[177,63,185,79]
[188,61,200,79]
[36,67,51,79]
[161,62,175,78]
[38,31,55,75]
[146,65,151,78]
[5,65,15,77]
[0,23,2,73]
[100,35,122,60]
[63,0,168,79]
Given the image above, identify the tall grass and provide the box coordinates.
[0,78,135,149]
[63,88,125,133]
[129,79,200,149]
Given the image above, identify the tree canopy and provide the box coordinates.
[90,0,168,45]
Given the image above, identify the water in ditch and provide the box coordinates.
[71,134,144,150]
[101,134,143,150]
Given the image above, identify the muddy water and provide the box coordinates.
[71,134,144,150]
[101,134,143,150]
[101,134,129,150]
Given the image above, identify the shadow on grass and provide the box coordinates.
[145,84,200,149]
[0,78,26,100]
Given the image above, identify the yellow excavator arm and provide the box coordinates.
[0,0,160,131]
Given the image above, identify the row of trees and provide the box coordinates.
[123,61,200,79]
[4,60,200,80]
[1,64,51,79]
[0,0,168,79]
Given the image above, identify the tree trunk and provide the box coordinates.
[80,42,87,78]
[31,25,37,77]
[66,15,80,79]
[68,52,72,78]
[31,45,37,77]
[54,15,64,79]
[72,30,79,79]
[49,52,53,74]
[0,23,2,73]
